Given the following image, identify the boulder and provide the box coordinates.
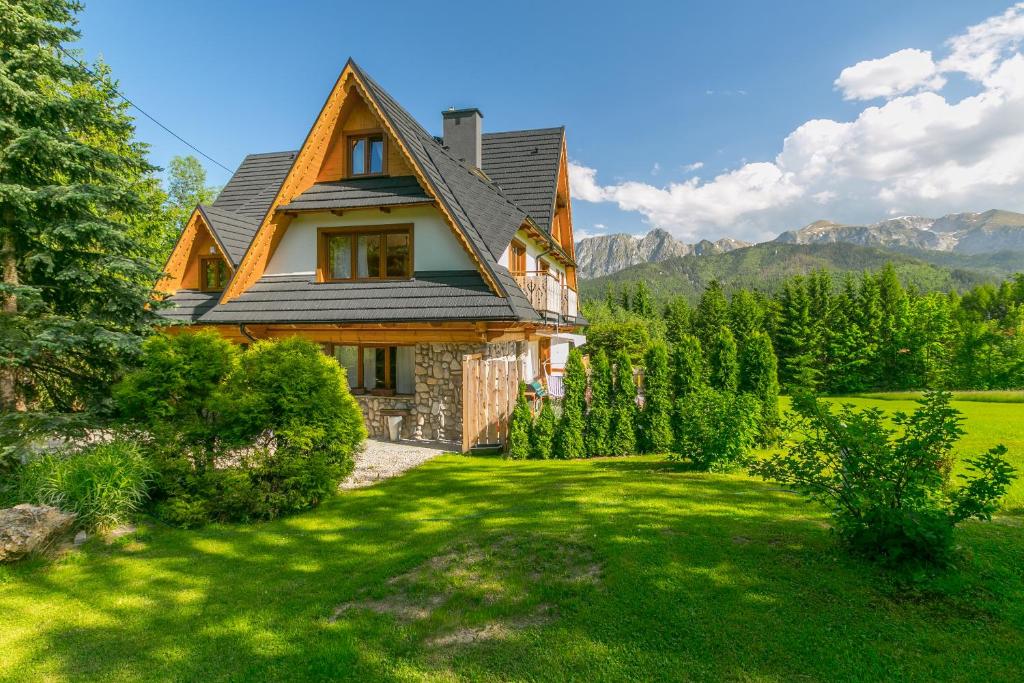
[0,504,76,562]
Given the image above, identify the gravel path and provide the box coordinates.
[341,438,454,489]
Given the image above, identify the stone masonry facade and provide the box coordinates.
[354,340,526,445]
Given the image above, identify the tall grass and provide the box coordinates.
[17,440,153,531]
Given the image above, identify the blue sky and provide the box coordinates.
[76,1,1024,242]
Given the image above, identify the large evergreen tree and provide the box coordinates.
[640,343,673,452]
[632,281,654,317]
[695,279,729,350]
[555,348,586,458]
[708,327,739,393]
[0,0,161,414]
[739,331,780,444]
[672,334,706,399]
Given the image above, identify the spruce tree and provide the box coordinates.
[584,348,613,457]
[506,383,532,460]
[695,279,729,350]
[1,2,162,412]
[728,289,764,348]
[739,331,780,444]
[554,348,586,458]
[672,334,707,399]
[663,296,692,347]
[530,398,556,459]
[640,343,673,453]
[708,327,739,393]
[632,281,654,317]
[610,349,638,455]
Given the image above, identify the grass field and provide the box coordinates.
[1,397,1021,682]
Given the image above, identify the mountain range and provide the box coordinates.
[574,209,1024,280]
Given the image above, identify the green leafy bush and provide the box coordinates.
[585,349,613,457]
[749,391,1017,566]
[640,343,674,453]
[115,334,367,526]
[672,387,760,471]
[16,440,153,531]
[609,349,638,456]
[554,349,587,459]
[530,399,556,459]
[506,383,532,460]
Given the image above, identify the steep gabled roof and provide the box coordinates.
[278,175,431,213]
[481,127,564,234]
[212,151,296,220]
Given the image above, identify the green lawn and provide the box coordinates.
[1,398,1022,682]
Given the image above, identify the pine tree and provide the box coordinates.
[0,1,161,412]
[739,331,780,444]
[632,281,654,317]
[695,279,729,350]
[506,383,532,459]
[876,264,911,389]
[776,276,820,391]
[610,349,638,455]
[663,296,692,347]
[728,289,764,348]
[640,343,673,452]
[555,348,586,458]
[708,327,739,393]
[530,398,556,459]
[672,334,707,399]
[584,348,613,457]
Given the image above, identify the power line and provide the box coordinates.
[56,45,233,173]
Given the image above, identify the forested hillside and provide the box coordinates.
[579,242,1022,303]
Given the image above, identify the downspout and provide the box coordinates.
[238,323,258,344]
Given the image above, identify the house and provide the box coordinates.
[156,60,585,449]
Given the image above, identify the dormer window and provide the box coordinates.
[348,132,385,176]
[200,256,229,291]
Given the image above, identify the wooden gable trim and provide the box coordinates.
[155,207,233,296]
[223,61,503,304]
[554,138,578,289]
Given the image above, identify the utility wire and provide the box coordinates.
[56,45,233,173]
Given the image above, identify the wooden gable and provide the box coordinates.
[223,61,502,303]
[552,139,577,288]
[316,87,415,182]
[156,208,233,295]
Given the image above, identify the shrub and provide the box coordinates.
[554,349,586,459]
[672,387,759,471]
[506,383,532,460]
[115,334,367,526]
[640,343,674,453]
[672,334,706,399]
[530,399,556,459]
[749,391,1017,566]
[584,404,612,457]
[585,349,613,457]
[16,439,153,531]
[610,349,638,455]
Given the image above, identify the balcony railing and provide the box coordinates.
[513,271,579,319]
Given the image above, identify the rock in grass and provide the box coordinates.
[0,504,76,562]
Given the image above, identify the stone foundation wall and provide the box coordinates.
[353,340,527,445]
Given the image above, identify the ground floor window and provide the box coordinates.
[328,344,414,395]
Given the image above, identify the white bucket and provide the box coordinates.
[386,415,403,441]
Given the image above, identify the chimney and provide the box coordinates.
[442,108,483,168]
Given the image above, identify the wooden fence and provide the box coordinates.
[461,353,521,452]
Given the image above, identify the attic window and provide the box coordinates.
[348,132,385,176]
[200,256,229,291]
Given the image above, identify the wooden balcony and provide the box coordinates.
[513,271,579,320]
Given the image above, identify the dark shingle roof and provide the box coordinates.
[278,176,431,213]
[212,150,296,220]
[197,271,541,325]
[482,128,563,234]
[198,205,260,266]
[158,290,220,323]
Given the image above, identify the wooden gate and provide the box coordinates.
[461,353,521,452]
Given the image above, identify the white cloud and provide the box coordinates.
[835,48,945,100]
[571,4,1024,242]
[682,161,704,172]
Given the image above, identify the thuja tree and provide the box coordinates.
[0,0,162,415]
[584,348,613,457]
[530,399,556,459]
[640,343,673,453]
[506,382,532,460]
[672,334,706,399]
[554,348,586,458]
[708,326,739,392]
[750,391,1017,566]
[740,331,780,444]
[610,349,638,455]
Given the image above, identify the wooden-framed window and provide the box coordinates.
[346,130,386,177]
[509,240,527,276]
[199,256,229,291]
[317,224,413,282]
[328,343,414,396]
